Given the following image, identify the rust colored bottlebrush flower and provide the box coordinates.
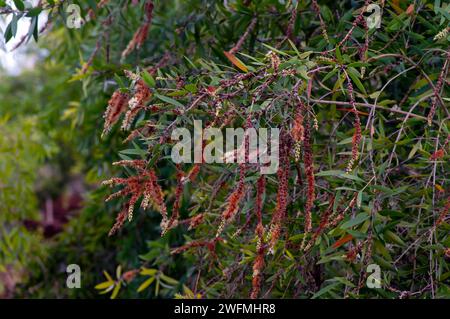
[250,175,266,299]
[326,194,357,229]
[291,106,305,162]
[103,160,167,233]
[129,78,152,110]
[108,205,128,236]
[303,195,334,251]
[170,240,209,254]
[121,107,141,131]
[255,175,266,249]
[250,248,265,299]
[217,164,247,236]
[121,1,154,59]
[122,24,150,59]
[285,4,297,41]
[102,90,130,137]
[187,213,205,230]
[345,78,362,173]
[183,164,200,183]
[427,51,450,126]
[113,159,147,169]
[123,121,155,143]
[122,79,152,131]
[144,0,154,20]
[436,197,450,227]
[165,167,184,233]
[311,0,329,43]
[171,238,223,257]
[291,110,305,142]
[122,269,139,283]
[430,149,445,160]
[143,169,168,225]
[303,114,315,233]
[268,134,289,253]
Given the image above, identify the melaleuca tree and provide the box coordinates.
[1,0,449,299]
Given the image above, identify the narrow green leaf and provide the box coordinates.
[95,281,114,290]
[160,273,178,285]
[11,14,18,37]
[316,170,364,183]
[341,213,370,229]
[348,67,367,95]
[335,46,342,62]
[155,93,184,109]
[110,283,121,299]
[357,191,363,208]
[13,0,25,11]
[26,7,42,17]
[141,70,156,88]
[322,67,338,82]
[137,277,155,293]
[312,282,340,299]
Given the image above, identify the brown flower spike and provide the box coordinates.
[103,160,167,234]
[102,90,130,136]
[345,76,362,173]
[121,1,154,59]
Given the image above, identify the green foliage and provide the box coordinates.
[1,0,449,299]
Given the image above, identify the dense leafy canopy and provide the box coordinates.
[0,0,449,299]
